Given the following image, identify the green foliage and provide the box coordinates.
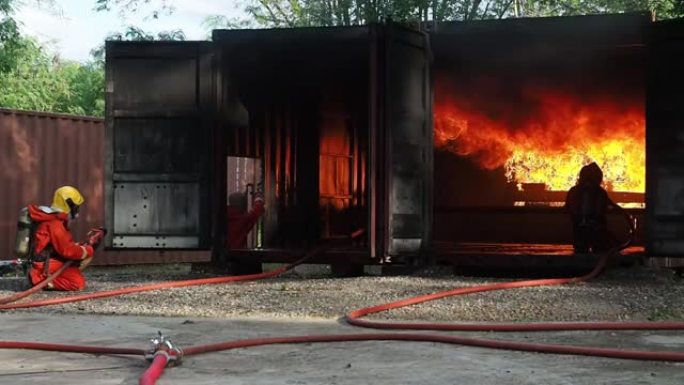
[108,25,186,41]
[207,0,684,29]
[0,37,105,116]
[90,26,186,62]
[202,14,257,32]
[515,0,683,19]
[0,0,23,72]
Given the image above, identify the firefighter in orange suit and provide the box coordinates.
[226,191,265,249]
[564,163,616,254]
[27,186,105,291]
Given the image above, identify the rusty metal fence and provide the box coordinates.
[0,108,209,265]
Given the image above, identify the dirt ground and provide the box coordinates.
[0,313,683,385]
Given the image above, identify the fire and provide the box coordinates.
[434,87,645,192]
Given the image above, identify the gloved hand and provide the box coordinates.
[85,227,107,250]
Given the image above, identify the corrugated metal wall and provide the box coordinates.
[0,108,210,265]
[226,90,369,248]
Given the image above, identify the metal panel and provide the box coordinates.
[0,108,210,265]
[105,41,215,249]
[381,24,433,261]
[431,13,650,49]
[113,183,200,234]
[646,18,684,256]
[113,118,202,174]
[111,59,198,108]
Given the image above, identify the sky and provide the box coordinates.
[15,0,246,62]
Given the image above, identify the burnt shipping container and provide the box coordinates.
[105,24,433,267]
[427,13,684,258]
[431,14,649,251]
[104,14,684,268]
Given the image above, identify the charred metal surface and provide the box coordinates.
[105,41,215,250]
[434,207,644,245]
[436,242,644,275]
[646,18,684,256]
[214,27,371,251]
[379,24,433,263]
[223,247,373,265]
[210,24,433,264]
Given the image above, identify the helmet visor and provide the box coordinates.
[66,198,80,219]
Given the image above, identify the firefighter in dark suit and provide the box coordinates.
[564,163,617,253]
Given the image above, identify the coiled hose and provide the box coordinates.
[2,207,684,385]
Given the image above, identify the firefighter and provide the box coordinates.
[564,162,617,253]
[27,186,105,291]
[226,191,265,249]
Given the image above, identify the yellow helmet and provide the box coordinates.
[51,186,85,218]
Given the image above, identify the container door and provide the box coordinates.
[646,18,684,256]
[380,24,433,263]
[105,42,214,249]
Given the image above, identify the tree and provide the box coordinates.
[0,0,23,72]
[1,1,187,117]
[0,37,105,116]
[513,0,684,19]
[206,0,684,29]
[1,0,105,116]
[89,26,186,63]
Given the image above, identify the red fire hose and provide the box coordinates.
[2,209,684,385]
[0,340,143,355]
[0,261,73,305]
[180,331,684,361]
[345,252,684,332]
[139,353,170,385]
[0,247,325,310]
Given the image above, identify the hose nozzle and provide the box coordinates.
[145,331,183,366]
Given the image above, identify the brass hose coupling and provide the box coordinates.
[145,331,183,366]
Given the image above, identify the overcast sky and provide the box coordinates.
[15,0,245,62]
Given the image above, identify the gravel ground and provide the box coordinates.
[0,263,682,323]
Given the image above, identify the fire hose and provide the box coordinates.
[1,207,684,385]
[0,246,326,310]
[0,260,73,305]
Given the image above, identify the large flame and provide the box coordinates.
[434,86,645,192]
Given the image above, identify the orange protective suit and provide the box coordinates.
[226,200,265,249]
[27,205,93,291]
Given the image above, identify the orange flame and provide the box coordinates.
[434,87,645,192]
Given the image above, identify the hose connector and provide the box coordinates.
[145,331,183,366]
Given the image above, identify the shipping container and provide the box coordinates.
[430,14,649,251]
[105,24,433,269]
[103,14,684,270]
[0,108,209,265]
[428,13,684,258]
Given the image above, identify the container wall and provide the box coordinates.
[0,108,209,265]
[646,18,684,256]
[105,42,215,250]
[215,28,371,251]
